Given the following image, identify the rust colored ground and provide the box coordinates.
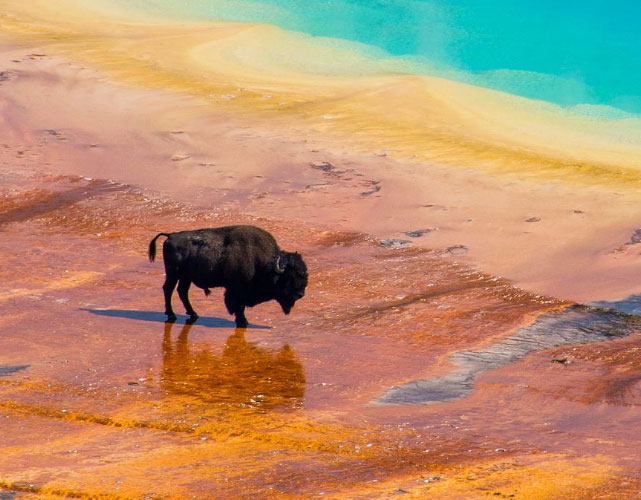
[2,168,641,499]
[1,38,641,500]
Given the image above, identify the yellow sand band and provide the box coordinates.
[2,0,641,189]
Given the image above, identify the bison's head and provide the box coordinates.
[273,251,308,314]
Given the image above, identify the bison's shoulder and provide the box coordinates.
[174,226,277,249]
[222,226,279,248]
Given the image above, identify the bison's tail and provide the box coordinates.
[148,233,171,262]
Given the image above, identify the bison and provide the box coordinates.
[148,225,308,327]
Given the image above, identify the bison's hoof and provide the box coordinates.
[188,313,199,323]
[235,319,248,329]
[166,314,177,323]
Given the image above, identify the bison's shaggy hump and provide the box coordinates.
[149,225,308,328]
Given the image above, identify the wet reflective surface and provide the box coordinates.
[377,303,641,405]
[1,171,641,498]
[1,37,641,498]
[161,323,305,410]
[0,366,28,377]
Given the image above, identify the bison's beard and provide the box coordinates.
[277,298,295,315]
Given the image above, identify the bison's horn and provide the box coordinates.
[275,255,286,273]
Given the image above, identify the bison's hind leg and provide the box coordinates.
[177,279,199,321]
[162,274,178,322]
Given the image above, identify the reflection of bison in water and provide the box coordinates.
[149,225,308,327]
[161,322,305,409]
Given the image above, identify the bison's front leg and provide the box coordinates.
[177,279,199,321]
[235,308,248,328]
[224,288,248,328]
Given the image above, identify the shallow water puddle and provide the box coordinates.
[2,171,641,497]
[376,301,641,405]
[0,366,28,377]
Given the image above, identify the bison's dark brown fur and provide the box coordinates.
[149,225,308,327]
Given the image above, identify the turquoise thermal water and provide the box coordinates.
[119,0,641,117]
